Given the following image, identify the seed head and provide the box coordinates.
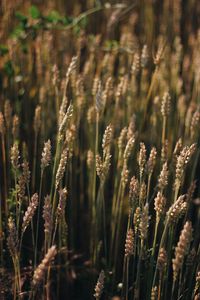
[129,176,139,206]
[33,106,41,134]
[158,162,168,190]
[0,112,5,135]
[32,245,57,287]
[157,247,167,273]
[131,52,140,75]
[43,195,53,236]
[41,139,51,170]
[138,142,146,180]
[55,148,68,190]
[139,203,149,242]
[12,114,19,140]
[22,193,38,233]
[102,124,113,157]
[11,142,20,170]
[141,44,149,68]
[172,221,192,281]
[125,229,134,257]
[175,144,196,190]
[167,195,187,225]
[22,160,31,186]
[94,270,105,300]
[154,192,166,220]
[147,147,157,176]
[161,92,171,117]
[134,207,141,235]
[56,188,67,220]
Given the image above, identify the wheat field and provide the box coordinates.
[0,1,200,299]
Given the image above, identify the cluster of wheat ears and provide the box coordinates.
[0,1,200,300]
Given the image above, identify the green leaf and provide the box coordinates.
[45,10,62,23]
[0,44,9,56]
[15,11,28,22]
[79,16,88,29]
[62,16,73,26]
[29,5,40,19]
[4,60,14,77]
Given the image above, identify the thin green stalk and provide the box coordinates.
[146,174,152,203]
[113,186,125,275]
[34,171,43,267]
[32,133,38,192]
[162,116,167,145]
[2,137,8,218]
[152,220,169,288]
[134,245,142,300]
[110,181,122,263]
[147,218,159,299]
[101,181,108,265]
[91,112,99,264]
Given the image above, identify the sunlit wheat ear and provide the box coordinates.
[123,136,135,162]
[157,247,167,274]
[139,203,149,243]
[172,221,192,282]
[147,147,157,176]
[174,144,196,190]
[131,52,140,75]
[22,160,31,186]
[4,99,12,129]
[96,153,111,181]
[134,207,141,235]
[167,195,187,225]
[151,286,158,300]
[125,229,134,257]
[58,104,73,140]
[154,192,166,220]
[161,91,171,117]
[129,176,139,207]
[161,139,168,163]
[22,193,38,234]
[56,188,67,220]
[33,105,41,135]
[141,44,149,68]
[11,142,20,170]
[12,114,19,140]
[121,163,129,188]
[55,148,68,190]
[41,139,51,171]
[102,124,113,157]
[0,112,5,135]
[32,245,57,288]
[7,217,18,258]
[158,162,168,190]
[94,270,105,300]
[138,142,146,181]
[43,195,53,236]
